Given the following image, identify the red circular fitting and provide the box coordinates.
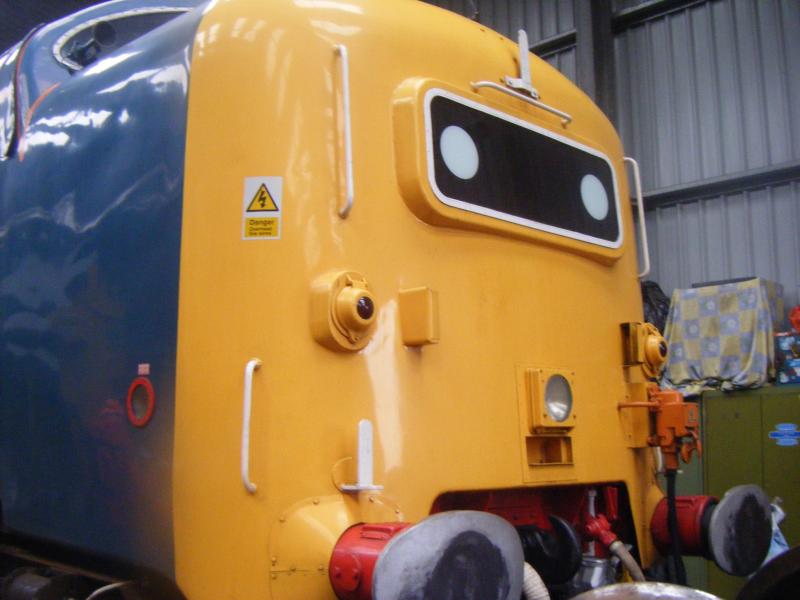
[651,495,717,556]
[584,513,618,548]
[126,377,155,427]
[329,522,411,600]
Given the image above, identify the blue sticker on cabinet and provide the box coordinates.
[769,423,800,446]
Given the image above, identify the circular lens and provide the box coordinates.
[544,375,572,422]
[357,296,374,320]
[580,174,609,220]
[440,125,479,180]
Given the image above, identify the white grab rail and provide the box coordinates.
[241,358,262,494]
[335,44,354,218]
[470,81,572,125]
[624,156,650,278]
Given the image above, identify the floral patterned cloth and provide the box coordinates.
[661,278,783,397]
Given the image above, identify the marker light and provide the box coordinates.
[580,173,609,220]
[544,374,573,422]
[439,125,479,180]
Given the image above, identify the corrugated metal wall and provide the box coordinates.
[615,0,800,190]
[427,0,578,82]
[542,48,576,83]
[621,0,800,309]
[646,183,800,308]
[428,0,574,40]
[426,0,800,309]
[612,0,652,11]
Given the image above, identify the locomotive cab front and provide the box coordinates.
[175,1,671,597]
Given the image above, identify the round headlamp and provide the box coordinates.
[544,375,573,422]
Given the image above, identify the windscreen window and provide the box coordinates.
[55,10,187,71]
[426,91,622,247]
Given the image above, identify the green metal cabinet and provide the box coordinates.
[701,385,800,599]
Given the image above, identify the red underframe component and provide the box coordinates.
[584,513,618,548]
[430,487,587,530]
[329,522,412,600]
[651,495,717,556]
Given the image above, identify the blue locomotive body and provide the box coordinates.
[0,1,203,577]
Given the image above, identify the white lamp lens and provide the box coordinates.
[580,173,609,220]
[440,125,479,180]
[544,375,572,422]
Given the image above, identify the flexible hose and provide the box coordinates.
[85,582,131,600]
[666,468,687,585]
[522,562,550,600]
[609,540,646,582]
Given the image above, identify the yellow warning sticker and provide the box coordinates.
[246,183,279,212]
[245,217,279,237]
[242,177,282,240]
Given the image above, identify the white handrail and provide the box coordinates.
[241,358,262,494]
[624,156,650,278]
[335,44,354,218]
[470,80,572,125]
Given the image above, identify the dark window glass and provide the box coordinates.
[429,94,620,245]
[59,11,185,70]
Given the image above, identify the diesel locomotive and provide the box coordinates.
[0,1,775,598]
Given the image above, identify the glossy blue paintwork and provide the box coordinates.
[0,0,204,578]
